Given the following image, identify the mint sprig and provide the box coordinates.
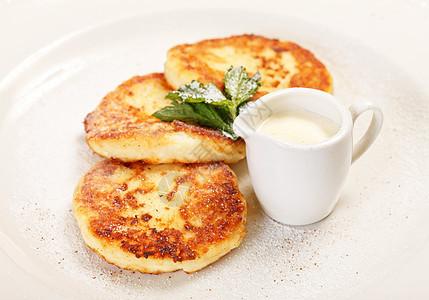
[152,66,261,140]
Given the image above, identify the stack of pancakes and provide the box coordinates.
[73,34,333,274]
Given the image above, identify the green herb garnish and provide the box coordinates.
[152,66,261,140]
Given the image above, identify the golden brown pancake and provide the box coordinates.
[164,34,333,100]
[84,73,245,164]
[73,159,247,274]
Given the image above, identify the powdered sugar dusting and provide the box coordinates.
[0,12,428,299]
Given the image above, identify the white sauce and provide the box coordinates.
[257,108,340,144]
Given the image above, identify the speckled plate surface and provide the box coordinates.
[0,1,428,299]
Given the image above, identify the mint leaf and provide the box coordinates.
[152,100,198,122]
[224,66,261,103]
[166,80,228,105]
[152,101,237,140]
[224,66,261,119]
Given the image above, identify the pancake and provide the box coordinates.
[84,73,245,164]
[164,34,333,100]
[73,159,247,274]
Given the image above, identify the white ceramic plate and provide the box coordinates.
[1,1,428,299]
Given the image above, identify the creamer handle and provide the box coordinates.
[349,101,383,164]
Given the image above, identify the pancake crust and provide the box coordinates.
[84,73,245,164]
[73,159,247,274]
[164,34,333,100]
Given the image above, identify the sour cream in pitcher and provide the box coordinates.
[257,108,340,144]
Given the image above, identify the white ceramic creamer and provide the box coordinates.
[233,88,383,225]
